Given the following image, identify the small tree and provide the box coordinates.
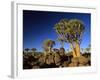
[24,48,30,53]
[43,39,55,53]
[54,19,85,58]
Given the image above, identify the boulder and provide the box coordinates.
[78,56,88,65]
[85,64,90,66]
[32,65,39,69]
[45,53,55,65]
[71,57,79,63]
[54,53,61,66]
[69,62,78,67]
[61,61,69,67]
[59,48,65,56]
[38,55,45,63]
[78,64,85,67]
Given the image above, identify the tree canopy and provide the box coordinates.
[54,19,85,44]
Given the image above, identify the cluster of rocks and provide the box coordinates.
[23,49,91,69]
[69,56,90,67]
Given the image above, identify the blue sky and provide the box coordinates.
[23,10,91,52]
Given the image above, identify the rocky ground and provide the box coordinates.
[23,52,91,69]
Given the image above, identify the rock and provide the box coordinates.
[38,55,45,63]
[78,56,88,64]
[78,64,85,66]
[32,65,39,69]
[69,62,78,67]
[59,48,65,56]
[54,53,61,66]
[45,53,54,65]
[87,56,91,61]
[61,61,69,67]
[71,57,79,63]
[85,64,90,66]
[61,55,69,62]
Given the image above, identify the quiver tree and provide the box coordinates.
[54,19,85,58]
[43,39,55,54]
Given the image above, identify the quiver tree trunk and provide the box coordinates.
[70,43,81,58]
[70,44,77,57]
[54,19,85,58]
[75,42,81,57]
[48,47,51,53]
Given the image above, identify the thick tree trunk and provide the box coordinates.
[70,44,77,57]
[75,42,81,57]
[48,47,51,53]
